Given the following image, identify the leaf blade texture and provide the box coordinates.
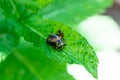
[13,15,98,78]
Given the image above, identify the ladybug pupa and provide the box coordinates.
[47,30,66,50]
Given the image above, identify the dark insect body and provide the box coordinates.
[47,30,66,50]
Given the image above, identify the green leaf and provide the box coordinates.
[13,15,98,78]
[39,0,113,27]
[35,0,54,7]
[0,20,19,62]
[0,0,54,22]
[0,0,34,19]
[0,0,53,19]
[15,0,54,8]
[0,0,14,18]
[0,6,5,21]
[0,39,75,80]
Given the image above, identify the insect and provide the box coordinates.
[47,30,66,50]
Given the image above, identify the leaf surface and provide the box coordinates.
[13,15,98,78]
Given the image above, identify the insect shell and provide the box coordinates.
[47,30,66,50]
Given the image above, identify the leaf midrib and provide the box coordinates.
[22,22,47,39]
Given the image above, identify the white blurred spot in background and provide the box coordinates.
[67,15,120,80]
[76,15,120,51]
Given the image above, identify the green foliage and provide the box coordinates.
[39,0,113,27]
[13,15,98,78]
[0,19,19,62]
[0,40,75,80]
[35,0,54,7]
[0,0,113,79]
